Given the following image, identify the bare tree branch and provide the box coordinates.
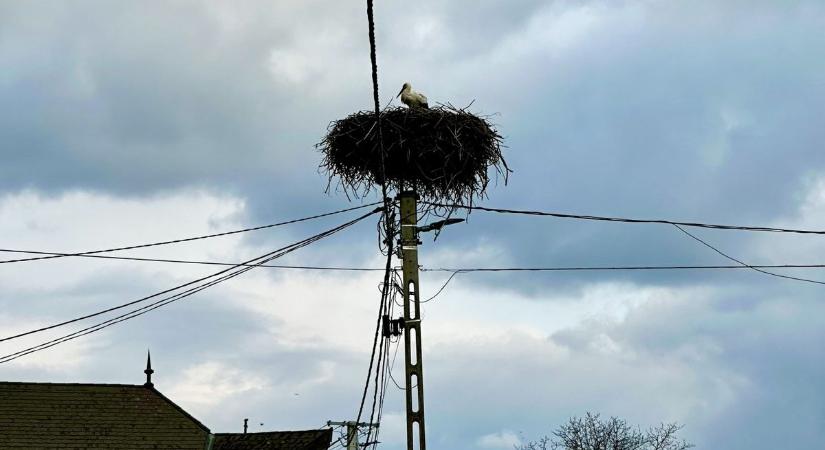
[517,413,693,450]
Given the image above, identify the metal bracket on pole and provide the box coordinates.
[382,315,404,338]
[326,421,379,450]
[399,191,426,450]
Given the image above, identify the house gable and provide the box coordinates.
[0,381,210,449]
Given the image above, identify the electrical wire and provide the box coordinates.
[416,258,825,306]
[354,2,394,448]
[0,209,378,345]
[5,248,825,273]
[387,337,403,390]
[391,270,405,308]
[0,208,382,350]
[353,0,392,446]
[420,264,825,272]
[7,244,825,276]
[366,330,386,449]
[355,216,392,449]
[351,210,393,450]
[672,224,825,286]
[376,294,395,424]
[2,259,275,362]
[0,249,386,271]
[0,213,379,364]
[0,210,380,363]
[420,270,463,303]
[417,257,825,304]
[425,202,825,235]
[370,336,391,450]
[368,271,398,449]
[0,202,382,264]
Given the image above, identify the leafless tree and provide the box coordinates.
[516,413,693,450]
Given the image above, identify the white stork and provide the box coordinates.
[398,82,429,109]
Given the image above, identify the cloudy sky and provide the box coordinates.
[2,1,825,448]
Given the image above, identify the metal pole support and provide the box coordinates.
[399,191,426,450]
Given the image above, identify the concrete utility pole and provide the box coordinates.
[326,421,378,450]
[347,423,359,450]
[399,191,426,450]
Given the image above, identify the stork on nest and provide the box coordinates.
[318,102,509,212]
[398,82,429,109]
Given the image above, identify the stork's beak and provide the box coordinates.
[397,87,404,98]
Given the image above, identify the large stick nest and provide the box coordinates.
[318,105,509,207]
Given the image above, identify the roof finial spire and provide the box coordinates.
[144,350,154,387]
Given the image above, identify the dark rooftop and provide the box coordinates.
[0,381,210,449]
[211,429,333,450]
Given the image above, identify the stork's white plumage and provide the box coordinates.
[398,82,429,109]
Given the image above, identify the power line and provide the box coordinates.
[355,1,393,448]
[420,264,825,272]
[0,208,382,348]
[0,249,386,271]
[353,211,392,450]
[0,209,380,362]
[0,202,382,264]
[426,202,825,235]
[417,258,825,304]
[5,247,825,273]
[373,316,393,449]
[387,337,406,391]
[420,270,462,303]
[1,257,260,363]
[0,209,381,363]
[672,224,825,286]
[417,260,825,303]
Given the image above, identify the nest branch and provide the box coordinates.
[318,104,509,211]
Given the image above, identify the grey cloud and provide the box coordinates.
[0,1,355,194]
[413,285,825,450]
